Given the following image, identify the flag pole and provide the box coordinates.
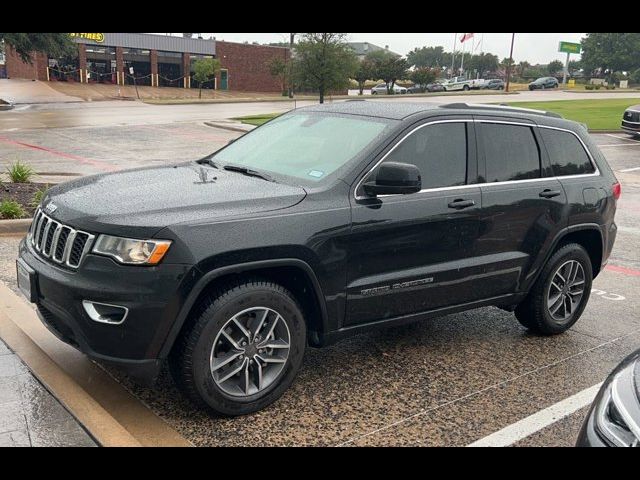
[451,33,457,78]
[460,36,466,76]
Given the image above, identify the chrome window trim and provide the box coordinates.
[354,118,601,201]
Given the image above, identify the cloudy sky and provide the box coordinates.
[178,33,585,65]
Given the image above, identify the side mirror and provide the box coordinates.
[363,162,421,197]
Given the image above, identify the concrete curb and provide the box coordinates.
[0,218,32,235]
[204,121,255,133]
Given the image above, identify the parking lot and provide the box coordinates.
[0,104,639,446]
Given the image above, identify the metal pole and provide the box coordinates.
[450,33,457,78]
[505,33,515,93]
[288,33,295,98]
[460,38,466,77]
[563,51,570,85]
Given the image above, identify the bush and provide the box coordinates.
[0,199,25,219]
[6,161,35,183]
[605,85,616,90]
[31,185,50,207]
[585,84,595,90]
[631,69,640,85]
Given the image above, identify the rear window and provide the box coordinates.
[540,128,595,176]
[480,123,541,182]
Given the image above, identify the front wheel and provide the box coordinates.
[463,85,470,91]
[371,91,377,95]
[169,279,307,415]
[515,243,592,335]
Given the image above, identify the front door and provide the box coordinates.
[220,69,228,90]
[346,118,486,326]
[472,118,568,299]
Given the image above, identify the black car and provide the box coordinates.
[529,77,559,90]
[17,101,620,415]
[621,105,640,136]
[576,349,640,447]
[407,82,445,93]
[483,79,505,90]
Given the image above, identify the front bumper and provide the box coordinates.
[621,120,640,133]
[18,238,195,382]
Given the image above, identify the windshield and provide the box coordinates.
[212,112,391,184]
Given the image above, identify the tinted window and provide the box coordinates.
[481,123,541,182]
[540,128,595,176]
[383,122,467,189]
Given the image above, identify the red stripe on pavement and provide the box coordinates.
[0,136,118,172]
[605,264,640,276]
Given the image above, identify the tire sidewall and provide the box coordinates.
[190,287,306,415]
[538,245,593,333]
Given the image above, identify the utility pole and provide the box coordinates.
[288,33,295,98]
[505,33,515,93]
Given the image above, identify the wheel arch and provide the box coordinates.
[159,258,329,358]
[545,224,605,279]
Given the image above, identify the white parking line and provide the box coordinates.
[467,383,603,447]
[620,166,640,172]
[606,133,640,143]
[599,143,640,148]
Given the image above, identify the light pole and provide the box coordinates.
[288,33,295,98]
[505,33,515,93]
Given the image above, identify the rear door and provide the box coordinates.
[473,118,567,298]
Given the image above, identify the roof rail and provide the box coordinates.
[439,102,563,119]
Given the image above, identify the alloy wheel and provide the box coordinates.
[210,307,291,397]
[546,260,586,322]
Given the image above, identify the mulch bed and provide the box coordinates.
[0,182,50,219]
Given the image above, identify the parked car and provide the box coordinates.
[529,77,559,90]
[576,348,640,447]
[442,76,474,91]
[17,101,619,415]
[483,79,505,90]
[407,82,445,93]
[621,104,640,137]
[469,78,487,90]
[371,83,407,95]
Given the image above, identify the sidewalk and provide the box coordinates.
[0,337,96,447]
[0,79,83,104]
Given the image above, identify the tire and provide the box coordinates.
[463,85,470,91]
[169,278,307,416]
[515,243,593,335]
[541,85,546,90]
[371,91,377,95]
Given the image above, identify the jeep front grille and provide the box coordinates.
[29,208,95,269]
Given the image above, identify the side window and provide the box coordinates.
[540,128,595,176]
[382,122,468,189]
[481,123,541,182]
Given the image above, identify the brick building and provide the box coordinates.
[5,33,289,93]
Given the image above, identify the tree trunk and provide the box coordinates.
[359,82,364,95]
[199,86,202,99]
[319,87,324,104]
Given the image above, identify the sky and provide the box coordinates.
[167,33,585,65]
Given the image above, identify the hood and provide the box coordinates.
[42,163,307,238]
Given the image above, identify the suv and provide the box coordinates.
[17,102,620,416]
[621,104,640,136]
[529,77,559,90]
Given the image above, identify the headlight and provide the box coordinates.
[595,361,640,447]
[92,235,172,265]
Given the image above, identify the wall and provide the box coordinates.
[216,41,289,92]
[5,47,48,81]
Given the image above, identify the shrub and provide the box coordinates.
[6,161,35,183]
[606,85,616,90]
[31,184,50,207]
[0,199,25,219]
[585,85,595,90]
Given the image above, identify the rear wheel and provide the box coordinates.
[515,243,592,335]
[463,85,470,91]
[169,279,306,415]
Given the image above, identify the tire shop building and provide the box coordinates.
[4,33,290,92]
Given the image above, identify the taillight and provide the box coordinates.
[613,182,621,201]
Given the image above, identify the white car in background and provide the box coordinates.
[442,76,474,91]
[370,83,408,95]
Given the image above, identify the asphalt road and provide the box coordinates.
[0,97,639,446]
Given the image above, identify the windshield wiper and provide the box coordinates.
[198,157,219,168]
[223,165,276,182]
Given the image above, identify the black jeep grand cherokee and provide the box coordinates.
[17,102,619,415]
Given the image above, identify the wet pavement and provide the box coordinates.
[0,336,96,446]
[0,111,639,446]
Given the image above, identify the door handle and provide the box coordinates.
[539,189,561,198]
[447,199,476,209]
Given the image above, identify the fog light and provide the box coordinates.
[82,300,128,325]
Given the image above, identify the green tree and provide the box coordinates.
[0,33,75,63]
[409,67,437,91]
[354,59,375,95]
[581,33,640,82]
[517,61,530,78]
[268,57,288,94]
[367,50,409,93]
[631,68,640,85]
[465,53,499,78]
[568,59,582,75]
[407,46,449,68]
[547,60,563,76]
[292,33,357,104]
[193,57,221,99]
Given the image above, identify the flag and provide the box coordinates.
[460,33,475,43]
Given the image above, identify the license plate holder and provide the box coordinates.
[16,258,37,303]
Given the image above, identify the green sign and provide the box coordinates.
[559,41,581,54]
